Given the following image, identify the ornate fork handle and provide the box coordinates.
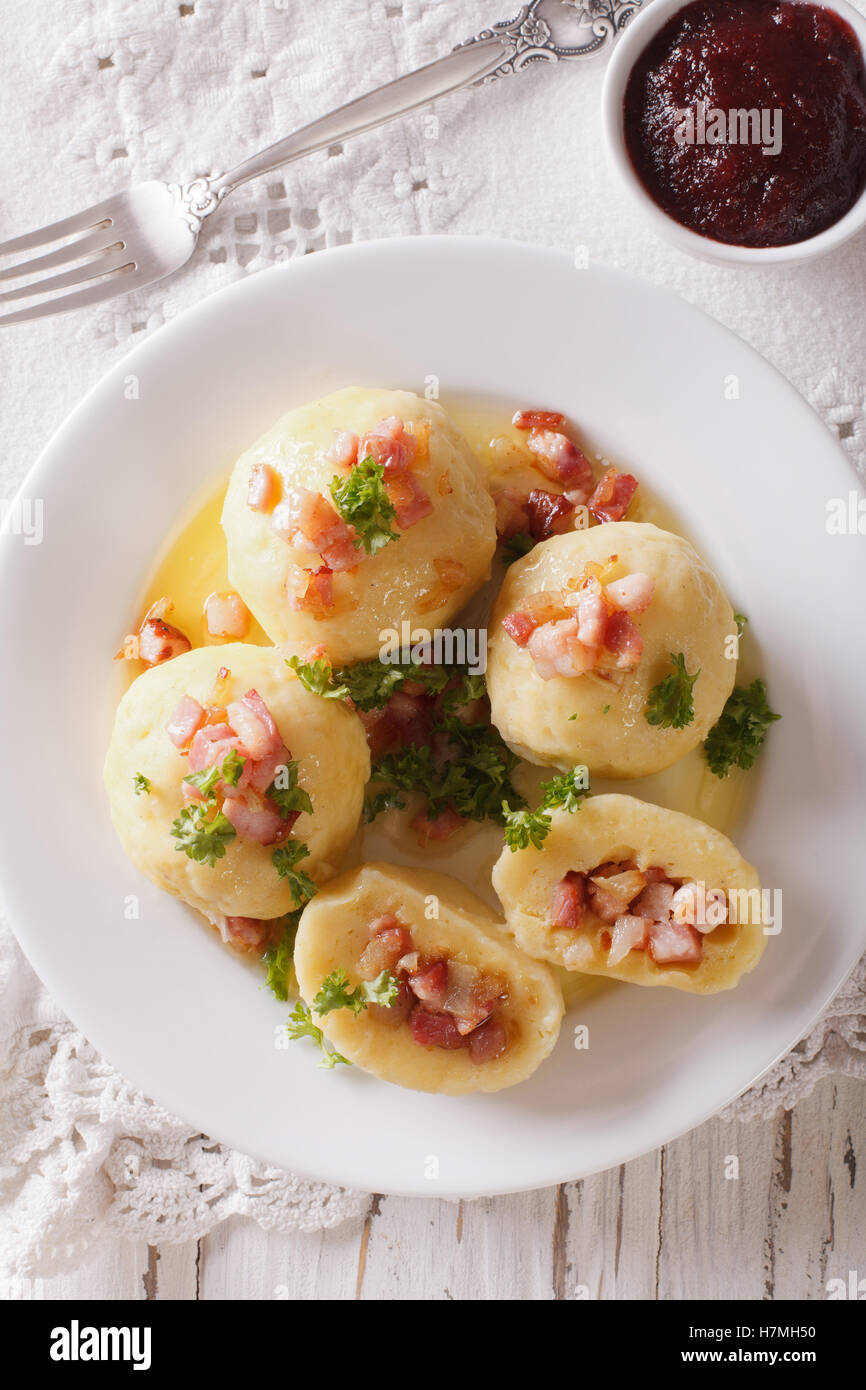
[176,0,642,224]
[460,0,643,79]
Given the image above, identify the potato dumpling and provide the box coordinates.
[104,644,369,929]
[487,522,736,778]
[492,794,766,994]
[293,862,564,1094]
[222,387,497,664]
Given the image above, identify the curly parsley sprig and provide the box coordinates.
[502,764,590,851]
[282,969,398,1070]
[284,1001,350,1069]
[272,840,317,907]
[501,804,551,851]
[645,653,700,730]
[262,914,301,1002]
[266,761,313,818]
[704,679,780,778]
[330,456,399,555]
[288,653,451,711]
[182,748,246,800]
[171,803,236,866]
[313,967,399,1017]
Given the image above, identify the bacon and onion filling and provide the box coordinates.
[167,686,301,846]
[502,559,654,680]
[550,860,728,968]
[358,914,510,1063]
[247,416,434,615]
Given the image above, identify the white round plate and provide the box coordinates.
[1,238,863,1197]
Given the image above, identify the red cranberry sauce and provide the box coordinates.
[623,0,866,247]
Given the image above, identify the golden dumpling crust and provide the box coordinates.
[492,794,766,994]
[293,862,564,1094]
[222,387,497,664]
[486,522,736,778]
[104,644,369,923]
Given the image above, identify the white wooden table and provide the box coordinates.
[37,1074,864,1300]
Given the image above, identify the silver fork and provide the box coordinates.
[0,1,641,325]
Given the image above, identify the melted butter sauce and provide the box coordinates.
[129,397,755,1007]
[120,478,268,693]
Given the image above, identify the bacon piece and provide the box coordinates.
[576,592,607,649]
[467,1015,508,1063]
[603,611,643,670]
[247,461,278,513]
[188,724,239,770]
[588,468,638,524]
[387,468,433,528]
[223,791,295,845]
[512,409,566,431]
[205,592,250,639]
[527,618,595,680]
[224,916,275,954]
[700,888,729,932]
[359,918,412,978]
[493,487,530,540]
[220,689,293,798]
[244,743,293,798]
[408,961,449,1008]
[410,1008,467,1050]
[604,572,654,614]
[411,806,464,846]
[551,871,586,928]
[587,869,647,923]
[325,430,359,470]
[226,689,281,761]
[500,611,536,647]
[407,418,431,470]
[526,429,595,500]
[290,565,335,615]
[359,687,434,758]
[649,919,703,965]
[525,488,574,540]
[444,963,505,1035]
[138,617,191,666]
[360,416,417,474]
[632,881,675,921]
[272,487,359,571]
[608,914,650,966]
[167,694,205,749]
[186,724,243,797]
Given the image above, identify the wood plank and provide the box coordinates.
[36,1240,150,1301]
[196,1212,365,1301]
[560,1150,662,1300]
[358,1189,558,1300]
[770,1075,866,1300]
[146,1241,200,1300]
[656,1110,776,1300]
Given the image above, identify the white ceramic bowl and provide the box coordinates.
[602,0,866,266]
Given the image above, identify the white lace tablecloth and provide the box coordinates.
[1,0,865,1277]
